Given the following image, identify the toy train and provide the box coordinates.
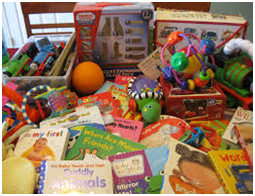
[213,48,253,110]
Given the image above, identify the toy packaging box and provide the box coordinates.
[38,156,113,194]
[207,149,253,194]
[73,2,154,80]
[155,9,248,52]
[108,145,168,194]
[160,76,227,121]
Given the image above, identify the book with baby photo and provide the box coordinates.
[38,155,113,194]
[14,128,70,174]
[161,138,225,194]
[108,145,168,194]
[40,106,106,153]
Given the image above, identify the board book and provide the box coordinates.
[14,128,69,173]
[208,149,253,194]
[222,107,253,147]
[38,156,113,194]
[95,81,142,121]
[161,138,225,194]
[108,145,168,194]
[39,106,106,153]
[106,117,143,142]
[234,122,253,171]
[77,92,119,117]
[65,126,147,160]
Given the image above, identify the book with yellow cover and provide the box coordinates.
[207,149,253,194]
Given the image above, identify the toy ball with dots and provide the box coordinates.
[72,61,104,95]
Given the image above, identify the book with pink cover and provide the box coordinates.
[106,117,143,142]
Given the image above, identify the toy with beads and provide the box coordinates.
[160,31,216,90]
[21,85,78,127]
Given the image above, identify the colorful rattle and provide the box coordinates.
[161,31,216,90]
[22,85,78,127]
[127,76,164,123]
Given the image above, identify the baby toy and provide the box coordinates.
[127,75,164,123]
[21,85,78,127]
[72,61,105,95]
[213,38,253,109]
[160,31,216,90]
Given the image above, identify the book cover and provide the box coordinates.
[38,156,113,194]
[108,145,168,194]
[139,116,191,148]
[40,106,106,153]
[234,122,253,171]
[161,138,225,194]
[95,81,142,121]
[78,92,119,117]
[65,126,147,160]
[222,107,253,146]
[114,76,134,87]
[106,117,143,142]
[208,149,253,194]
[14,128,69,173]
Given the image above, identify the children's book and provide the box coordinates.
[77,92,119,117]
[95,81,142,121]
[40,106,106,153]
[14,128,69,174]
[208,149,253,194]
[161,138,225,194]
[106,117,143,142]
[222,107,253,147]
[108,145,168,194]
[65,126,147,160]
[139,116,191,148]
[234,122,253,171]
[114,76,134,87]
[38,156,113,194]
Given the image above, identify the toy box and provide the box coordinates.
[155,9,248,52]
[160,76,227,121]
[3,34,76,97]
[73,2,154,80]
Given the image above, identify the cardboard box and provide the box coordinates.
[73,2,154,80]
[155,9,248,52]
[160,75,226,121]
[3,34,76,97]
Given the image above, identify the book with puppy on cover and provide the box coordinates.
[161,138,225,194]
[38,155,113,194]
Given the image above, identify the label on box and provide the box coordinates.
[138,47,172,80]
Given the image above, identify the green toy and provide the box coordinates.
[134,170,165,194]
[127,76,164,123]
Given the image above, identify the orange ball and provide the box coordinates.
[72,61,104,94]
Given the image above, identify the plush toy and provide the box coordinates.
[127,76,164,123]
[72,61,105,95]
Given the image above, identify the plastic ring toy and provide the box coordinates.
[21,85,52,127]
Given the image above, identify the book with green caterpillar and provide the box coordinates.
[65,126,147,160]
